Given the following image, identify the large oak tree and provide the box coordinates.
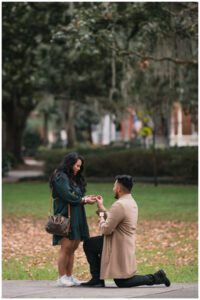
[2,2,197,163]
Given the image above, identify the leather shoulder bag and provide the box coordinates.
[45,192,71,236]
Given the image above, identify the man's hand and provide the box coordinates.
[96,195,107,212]
[99,212,105,227]
[96,195,104,207]
[83,194,105,207]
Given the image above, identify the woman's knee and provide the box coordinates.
[61,238,74,254]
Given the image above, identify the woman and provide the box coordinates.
[49,152,95,287]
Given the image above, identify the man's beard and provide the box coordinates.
[114,192,119,199]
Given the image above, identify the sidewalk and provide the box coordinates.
[2,281,198,298]
[3,158,45,183]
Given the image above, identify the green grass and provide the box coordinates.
[3,258,57,280]
[3,259,197,283]
[3,182,198,221]
[2,182,198,282]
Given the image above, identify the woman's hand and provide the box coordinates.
[83,194,104,206]
[84,195,97,205]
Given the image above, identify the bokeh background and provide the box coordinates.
[2,2,198,282]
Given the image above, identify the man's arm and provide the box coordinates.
[98,200,125,235]
[96,196,108,219]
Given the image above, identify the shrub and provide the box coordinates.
[22,128,42,156]
[38,146,198,183]
[2,152,16,176]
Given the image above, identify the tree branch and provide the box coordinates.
[110,45,198,66]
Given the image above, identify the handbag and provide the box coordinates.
[45,192,71,236]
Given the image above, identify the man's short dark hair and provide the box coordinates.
[115,175,134,192]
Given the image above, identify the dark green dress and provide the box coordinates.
[52,171,89,245]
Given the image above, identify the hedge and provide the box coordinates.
[37,146,198,183]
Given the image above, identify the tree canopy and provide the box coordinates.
[2,2,198,162]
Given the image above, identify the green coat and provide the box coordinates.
[52,171,89,245]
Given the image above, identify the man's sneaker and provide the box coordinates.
[56,275,75,287]
[81,278,105,287]
[70,276,82,286]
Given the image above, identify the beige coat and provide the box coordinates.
[99,194,138,279]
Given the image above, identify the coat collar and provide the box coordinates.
[118,193,133,201]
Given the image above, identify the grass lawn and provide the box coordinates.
[3,182,198,221]
[2,182,198,282]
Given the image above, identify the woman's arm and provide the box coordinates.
[54,172,85,206]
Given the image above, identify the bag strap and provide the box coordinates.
[48,192,70,219]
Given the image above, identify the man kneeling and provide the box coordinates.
[81,175,170,288]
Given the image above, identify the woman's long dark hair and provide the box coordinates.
[49,152,86,193]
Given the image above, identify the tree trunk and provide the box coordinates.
[152,128,158,187]
[166,109,172,148]
[43,111,49,146]
[88,122,93,144]
[65,100,76,148]
[2,121,6,152]
[4,107,29,163]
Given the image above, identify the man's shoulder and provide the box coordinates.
[118,195,137,208]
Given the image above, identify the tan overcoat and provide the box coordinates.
[99,194,138,279]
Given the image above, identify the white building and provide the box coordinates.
[91,102,198,147]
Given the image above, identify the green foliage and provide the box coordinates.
[22,128,42,156]
[2,3,52,107]
[55,3,197,56]
[2,3,57,161]
[2,153,16,176]
[178,65,198,119]
[38,147,198,183]
[75,102,100,142]
[3,2,198,162]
